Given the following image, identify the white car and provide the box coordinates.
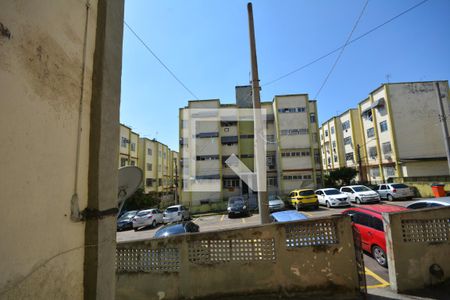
[340,185,381,204]
[315,188,351,208]
[163,205,190,223]
[268,195,285,212]
[132,209,164,230]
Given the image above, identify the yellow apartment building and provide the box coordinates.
[179,86,321,208]
[320,80,450,184]
[119,124,139,167]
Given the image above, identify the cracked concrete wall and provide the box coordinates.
[116,216,360,300]
[0,1,99,298]
[383,206,450,293]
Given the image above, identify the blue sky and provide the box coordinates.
[120,0,450,150]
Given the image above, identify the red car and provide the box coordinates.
[342,204,408,267]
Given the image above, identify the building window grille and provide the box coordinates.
[367,127,375,138]
[121,137,128,147]
[380,120,388,133]
[345,152,354,161]
[147,148,152,155]
[382,142,392,154]
[369,147,377,159]
[120,158,127,167]
[147,163,152,171]
[278,107,305,113]
[342,120,350,130]
[344,136,352,145]
[310,113,316,123]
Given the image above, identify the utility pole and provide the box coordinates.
[247,2,270,224]
[435,82,450,173]
[357,144,364,183]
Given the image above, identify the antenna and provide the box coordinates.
[117,166,143,215]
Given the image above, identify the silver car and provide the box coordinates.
[376,183,414,201]
[163,205,190,223]
[268,195,285,212]
[406,197,450,209]
[132,209,164,230]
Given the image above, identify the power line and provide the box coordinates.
[124,21,200,100]
[314,0,369,99]
[262,0,430,87]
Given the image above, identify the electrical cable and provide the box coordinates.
[124,21,200,100]
[314,0,369,99]
[262,0,430,87]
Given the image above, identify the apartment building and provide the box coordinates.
[119,124,139,167]
[319,80,450,184]
[320,109,365,180]
[120,123,179,198]
[179,86,321,207]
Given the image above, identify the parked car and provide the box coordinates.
[406,197,450,209]
[376,183,414,201]
[270,210,308,223]
[116,210,138,231]
[268,195,285,212]
[288,189,319,210]
[342,204,408,267]
[132,209,164,230]
[163,205,191,223]
[340,185,381,204]
[315,188,351,208]
[227,196,249,218]
[154,221,200,238]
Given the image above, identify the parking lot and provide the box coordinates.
[117,198,419,291]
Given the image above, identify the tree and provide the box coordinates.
[121,188,160,213]
[324,167,358,187]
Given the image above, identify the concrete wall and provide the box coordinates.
[0,1,99,298]
[0,0,124,298]
[402,181,450,198]
[116,216,360,300]
[383,206,450,293]
[390,81,450,162]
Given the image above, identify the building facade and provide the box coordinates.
[120,124,179,199]
[179,86,321,207]
[319,81,450,184]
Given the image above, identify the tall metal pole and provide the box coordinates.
[247,2,270,224]
[357,144,364,183]
[435,82,450,173]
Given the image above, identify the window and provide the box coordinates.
[344,136,352,145]
[278,107,305,113]
[280,128,308,136]
[158,179,162,186]
[314,149,320,164]
[367,127,375,138]
[332,141,336,148]
[342,120,350,130]
[146,163,152,171]
[159,150,162,157]
[327,157,331,164]
[408,202,428,209]
[130,142,136,152]
[385,166,395,177]
[382,142,392,154]
[310,113,316,123]
[163,152,166,159]
[147,148,152,155]
[268,176,278,187]
[265,135,275,143]
[240,154,254,158]
[130,160,135,166]
[223,178,239,188]
[145,178,153,187]
[370,167,380,178]
[353,212,371,227]
[331,127,335,134]
[345,152,354,161]
[303,174,312,180]
[196,132,219,138]
[369,147,377,158]
[371,218,384,232]
[325,130,329,137]
[281,150,310,157]
[240,134,254,139]
[380,120,388,133]
[362,110,373,122]
[334,155,338,162]
[120,137,128,147]
[120,157,127,167]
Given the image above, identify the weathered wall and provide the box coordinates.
[116,216,360,300]
[0,0,124,299]
[403,181,450,198]
[0,1,100,298]
[383,206,450,293]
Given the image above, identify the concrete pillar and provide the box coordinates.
[84,0,124,299]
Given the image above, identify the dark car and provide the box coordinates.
[227,196,249,218]
[153,221,200,238]
[116,210,138,231]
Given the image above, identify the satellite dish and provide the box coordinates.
[117,166,143,215]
